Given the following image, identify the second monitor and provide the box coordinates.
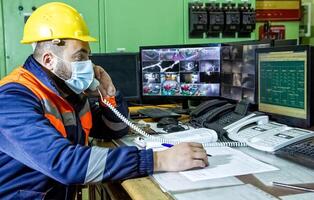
[140,42,271,104]
[90,53,140,101]
[256,45,314,128]
[140,44,221,98]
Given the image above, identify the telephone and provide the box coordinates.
[201,100,262,140]
[91,82,245,148]
[246,128,314,152]
[89,79,116,106]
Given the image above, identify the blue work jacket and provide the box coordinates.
[0,56,153,199]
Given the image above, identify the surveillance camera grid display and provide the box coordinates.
[141,47,220,97]
[220,43,270,103]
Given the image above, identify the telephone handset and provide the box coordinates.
[92,81,246,147]
[205,103,235,123]
[190,100,232,127]
[190,99,228,117]
[89,79,100,91]
[226,115,269,142]
[228,121,286,143]
[89,79,116,106]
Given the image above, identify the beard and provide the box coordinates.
[52,59,72,80]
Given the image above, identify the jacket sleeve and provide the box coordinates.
[0,83,153,185]
[89,91,130,140]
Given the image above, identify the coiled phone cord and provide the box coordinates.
[98,89,247,147]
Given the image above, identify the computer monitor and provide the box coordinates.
[272,39,298,47]
[140,44,221,102]
[90,53,140,101]
[256,45,314,128]
[220,41,271,103]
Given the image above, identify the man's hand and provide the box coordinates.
[86,65,116,97]
[153,142,209,172]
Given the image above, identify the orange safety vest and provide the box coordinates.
[0,67,92,145]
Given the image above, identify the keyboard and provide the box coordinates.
[137,108,181,119]
[275,137,314,169]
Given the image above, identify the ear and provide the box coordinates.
[42,52,55,70]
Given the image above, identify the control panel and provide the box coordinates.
[189,3,208,38]
[188,2,255,38]
[223,3,240,37]
[238,3,256,37]
[206,3,224,37]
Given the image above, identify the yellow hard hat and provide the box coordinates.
[21,2,97,44]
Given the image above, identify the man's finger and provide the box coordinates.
[107,85,116,96]
[192,152,208,161]
[192,160,206,168]
[188,142,204,148]
[193,148,207,154]
[94,65,101,79]
[99,86,108,97]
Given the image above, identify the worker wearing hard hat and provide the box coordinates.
[0,2,208,199]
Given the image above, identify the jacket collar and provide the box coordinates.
[23,55,86,109]
[23,55,61,96]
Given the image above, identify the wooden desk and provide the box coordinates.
[90,106,314,200]
[91,138,314,200]
[121,174,314,200]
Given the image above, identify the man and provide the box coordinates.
[0,2,208,199]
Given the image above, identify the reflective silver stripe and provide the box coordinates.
[102,115,128,131]
[41,99,62,120]
[41,98,76,126]
[84,146,109,183]
[79,100,90,117]
[61,112,76,126]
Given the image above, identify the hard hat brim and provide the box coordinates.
[20,36,97,44]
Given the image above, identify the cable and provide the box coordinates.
[98,89,149,137]
[203,142,247,147]
[98,89,246,147]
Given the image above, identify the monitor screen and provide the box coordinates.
[256,46,311,127]
[140,45,221,98]
[220,42,270,103]
[272,39,298,47]
[90,53,140,101]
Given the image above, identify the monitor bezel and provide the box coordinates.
[90,52,141,102]
[255,45,314,128]
[139,43,223,103]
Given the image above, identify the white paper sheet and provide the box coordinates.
[172,184,278,200]
[240,148,314,185]
[180,147,279,182]
[279,193,314,200]
[152,172,243,192]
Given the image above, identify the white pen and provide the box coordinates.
[272,181,314,192]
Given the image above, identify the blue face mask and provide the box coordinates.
[65,60,94,94]
[53,55,95,94]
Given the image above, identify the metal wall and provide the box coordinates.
[103,0,185,52]
[0,0,300,78]
[0,1,5,78]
